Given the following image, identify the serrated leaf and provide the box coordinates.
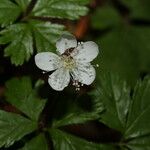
[32,0,89,20]
[0,0,21,27]
[15,0,31,12]
[92,6,122,30]
[50,129,115,150]
[92,73,150,150]
[52,93,104,128]
[127,135,150,150]
[19,134,48,150]
[125,77,150,139]
[92,72,130,132]
[5,77,46,121]
[0,23,33,65]
[0,110,37,148]
[30,20,64,52]
[121,0,150,20]
[97,26,150,85]
[52,111,102,128]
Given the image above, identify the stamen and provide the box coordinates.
[96,64,99,67]
[76,87,80,91]
[92,64,99,68]
[42,71,47,74]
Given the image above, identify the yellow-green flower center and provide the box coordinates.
[61,55,76,70]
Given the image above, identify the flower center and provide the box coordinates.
[61,55,76,70]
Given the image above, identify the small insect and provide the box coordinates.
[63,47,76,56]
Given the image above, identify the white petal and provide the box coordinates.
[48,68,70,91]
[35,52,61,71]
[72,41,99,63]
[72,63,96,85]
[56,34,77,54]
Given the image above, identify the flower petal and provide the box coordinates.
[35,52,61,71]
[72,63,96,85]
[56,34,77,54]
[72,41,99,62]
[48,68,70,91]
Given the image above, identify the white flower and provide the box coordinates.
[35,34,99,91]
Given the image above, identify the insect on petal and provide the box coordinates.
[56,34,77,54]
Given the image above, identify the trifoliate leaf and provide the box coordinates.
[92,6,122,30]
[92,73,150,150]
[97,26,150,86]
[121,0,150,20]
[32,0,89,20]
[0,110,37,148]
[30,20,65,52]
[20,134,48,150]
[50,129,115,150]
[0,23,33,65]
[0,0,21,27]
[5,77,46,121]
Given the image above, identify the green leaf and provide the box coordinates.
[15,0,31,12]
[92,73,150,149]
[97,26,150,86]
[0,20,65,65]
[121,0,150,20]
[52,111,102,128]
[0,110,37,148]
[127,135,150,150]
[0,0,21,27]
[92,72,130,132]
[30,20,65,52]
[5,77,46,121]
[50,129,115,150]
[32,0,89,20]
[92,6,122,30]
[0,23,33,65]
[20,134,48,150]
[124,76,150,139]
[52,93,104,128]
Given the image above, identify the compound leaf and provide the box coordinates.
[5,77,46,121]
[0,0,21,27]
[20,134,48,150]
[50,129,115,150]
[97,26,150,85]
[30,20,65,52]
[92,73,150,150]
[124,77,150,139]
[0,23,33,65]
[92,72,130,132]
[0,110,37,148]
[32,0,89,20]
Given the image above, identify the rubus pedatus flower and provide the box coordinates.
[35,34,99,91]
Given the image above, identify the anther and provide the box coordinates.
[96,64,99,67]
[42,71,46,74]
